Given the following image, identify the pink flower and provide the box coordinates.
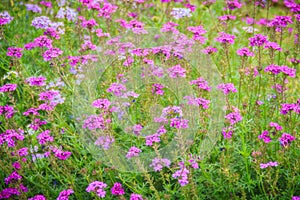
[37,130,53,145]
[57,189,73,200]
[86,181,107,198]
[107,83,126,96]
[7,47,23,58]
[92,98,111,110]
[111,182,125,196]
[215,32,236,44]
[236,47,254,57]
[126,146,142,158]
[217,83,237,95]
[167,64,186,78]
[150,157,171,171]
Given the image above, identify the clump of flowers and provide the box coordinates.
[260,161,278,169]
[170,8,192,20]
[217,83,237,95]
[215,32,236,44]
[167,64,186,78]
[94,135,115,150]
[172,162,190,186]
[202,46,218,54]
[126,146,142,158]
[86,181,107,198]
[57,189,74,200]
[150,157,171,171]
[111,182,125,196]
[7,47,23,58]
[237,47,254,57]
[279,133,296,147]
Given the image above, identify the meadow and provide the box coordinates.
[0,0,300,199]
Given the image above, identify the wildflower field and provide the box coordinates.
[0,0,300,199]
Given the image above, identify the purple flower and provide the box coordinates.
[4,171,22,185]
[0,188,21,199]
[126,146,142,158]
[224,0,242,10]
[189,77,211,91]
[222,126,233,139]
[279,133,295,147]
[264,41,282,51]
[0,11,13,25]
[37,130,54,145]
[170,118,189,129]
[172,162,190,186]
[26,4,42,13]
[7,47,23,58]
[236,47,254,57]
[0,105,16,118]
[34,35,53,48]
[258,130,272,143]
[94,135,115,150]
[218,15,236,21]
[52,147,72,160]
[161,22,179,34]
[224,111,242,125]
[249,34,268,47]
[150,157,171,171]
[269,122,282,131]
[111,182,125,196]
[145,133,161,146]
[217,83,237,95]
[152,83,165,95]
[268,16,293,29]
[130,193,144,200]
[215,32,236,44]
[86,181,107,198]
[260,161,278,169]
[92,98,111,110]
[83,114,110,130]
[43,48,63,61]
[202,46,218,54]
[0,129,25,148]
[107,83,126,96]
[57,189,74,200]
[98,3,118,19]
[26,76,47,86]
[31,16,52,29]
[167,64,186,78]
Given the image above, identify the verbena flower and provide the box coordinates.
[167,64,186,78]
[258,130,272,143]
[111,182,125,196]
[236,47,254,57]
[7,47,23,58]
[57,189,74,200]
[279,133,295,147]
[202,46,218,54]
[130,193,144,200]
[86,181,107,198]
[215,32,236,44]
[126,146,142,158]
[172,162,190,186]
[94,135,115,150]
[249,34,268,47]
[170,8,192,20]
[224,111,242,125]
[260,161,278,169]
[150,157,171,171]
[217,83,237,95]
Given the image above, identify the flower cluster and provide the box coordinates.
[86,181,107,198]
[150,157,171,171]
[260,161,278,169]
